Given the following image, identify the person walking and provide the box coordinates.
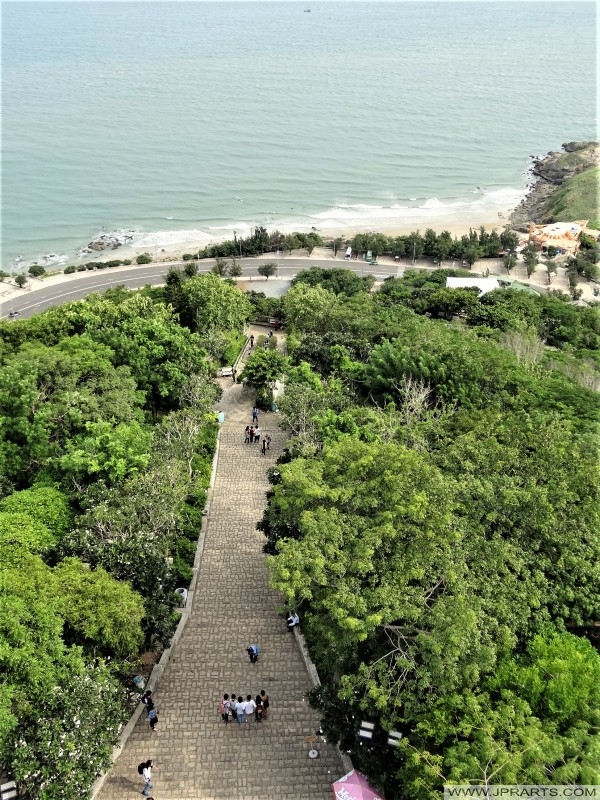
[247,644,259,663]
[249,334,255,349]
[261,438,267,456]
[253,425,260,444]
[248,426,254,444]
[260,689,270,719]
[244,426,251,444]
[141,690,153,709]
[244,694,256,724]
[147,702,159,730]
[235,696,246,724]
[139,760,153,795]
[218,693,230,724]
[265,435,271,451]
[232,367,237,383]
[254,694,263,723]
[252,406,259,425]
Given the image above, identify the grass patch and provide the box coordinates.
[542,165,600,229]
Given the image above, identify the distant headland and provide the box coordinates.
[511,140,599,230]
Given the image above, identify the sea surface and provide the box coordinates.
[1,1,597,267]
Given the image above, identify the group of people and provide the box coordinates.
[245,407,272,454]
[141,690,159,731]
[218,690,270,724]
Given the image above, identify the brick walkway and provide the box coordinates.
[97,363,342,799]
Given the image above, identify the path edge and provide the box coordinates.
[90,428,223,799]
[294,623,354,774]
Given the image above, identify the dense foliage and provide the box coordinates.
[261,268,600,798]
[0,281,248,797]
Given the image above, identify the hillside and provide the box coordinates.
[511,140,599,230]
[541,164,599,228]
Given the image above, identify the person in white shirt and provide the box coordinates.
[236,696,246,724]
[142,760,153,796]
[287,610,300,631]
[244,694,256,723]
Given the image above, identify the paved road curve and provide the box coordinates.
[0,257,401,319]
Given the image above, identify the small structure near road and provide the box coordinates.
[527,220,596,255]
[446,277,501,296]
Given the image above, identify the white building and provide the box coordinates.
[446,277,501,296]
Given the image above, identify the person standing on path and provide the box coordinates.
[260,690,269,719]
[261,438,267,456]
[254,694,263,723]
[266,435,271,451]
[244,694,256,723]
[230,691,238,721]
[252,406,259,425]
[219,693,230,724]
[247,644,259,663]
[244,426,251,444]
[249,335,255,349]
[236,696,246,724]
[232,367,237,383]
[253,425,260,444]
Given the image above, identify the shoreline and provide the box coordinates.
[4,191,525,272]
[63,211,518,269]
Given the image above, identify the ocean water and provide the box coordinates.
[1,1,597,266]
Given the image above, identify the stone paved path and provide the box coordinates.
[98,344,342,799]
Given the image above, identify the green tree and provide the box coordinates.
[179,273,251,333]
[504,252,518,274]
[211,257,229,277]
[53,558,144,656]
[0,512,56,554]
[228,259,243,278]
[7,654,126,800]
[522,243,539,277]
[136,253,152,264]
[67,294,208,410]
[282,234,301,254]
[240,348,289,389]
[0,486,73,538]
[500,227,519,251]
[282,283,337,332]
[258,262,278,279]
[14,274,27,288]
[57,420,152,485]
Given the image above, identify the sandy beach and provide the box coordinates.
[79,212,514,267]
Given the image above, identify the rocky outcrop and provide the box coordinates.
[510,141,599,230]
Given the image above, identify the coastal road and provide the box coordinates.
[0,257,402,319]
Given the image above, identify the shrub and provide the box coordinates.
[28,264,46,277]
[136,253,153,264]
[95,262,108,269]
[76,264,87,272]
[106,260,123,268]
[256,386,274,410]
[86,263,96,270]
[122,259,132,265]
[64,265,77,274]
[182,253,194,261]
